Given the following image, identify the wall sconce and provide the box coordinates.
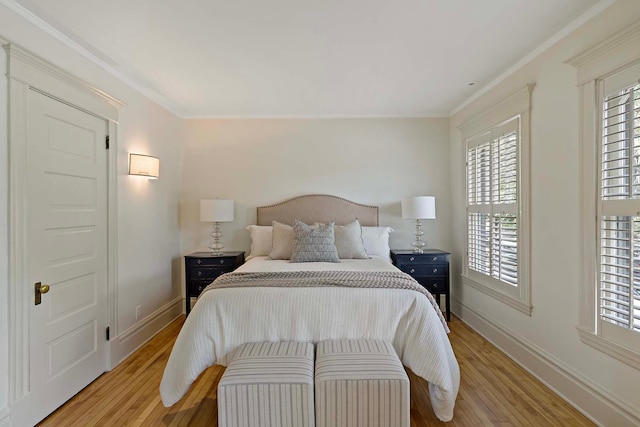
[129,153,159,179]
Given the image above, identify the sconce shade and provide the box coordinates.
[402,196,436,219]
[200,199,234,222]
[129,154,159,179]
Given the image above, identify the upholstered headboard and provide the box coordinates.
[256,195,379,227]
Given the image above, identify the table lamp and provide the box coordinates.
[200,199,234,255]
[401,196,436,253]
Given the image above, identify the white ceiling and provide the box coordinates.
[12,0,603,117]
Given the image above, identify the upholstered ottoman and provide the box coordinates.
[315,339,410,427]
[218,341,315,427]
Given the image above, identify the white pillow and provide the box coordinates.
[268,221,294,260]
[333,219,369,259]
[361,226,394,262]
[246,225,273,260]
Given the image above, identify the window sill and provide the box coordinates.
[461,274,532,316]
[576,327,640,370]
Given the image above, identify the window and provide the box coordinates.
[571,20,640,368]
[458,86,532,315]
[597,74,640,353]
[467,119,519,287]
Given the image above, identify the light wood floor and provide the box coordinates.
[38,315,594,427]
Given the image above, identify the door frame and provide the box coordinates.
[5,42,125,421]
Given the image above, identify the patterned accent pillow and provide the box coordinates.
[291,220,340,263]
[315,219,369,259]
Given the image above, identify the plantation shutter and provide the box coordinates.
[599,65,640,343]
[467,132,492,276]
[467,117,520,288]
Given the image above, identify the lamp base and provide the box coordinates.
[411,219,427,254]
[209,222,224,256]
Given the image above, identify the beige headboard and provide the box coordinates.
[257,195,379,227]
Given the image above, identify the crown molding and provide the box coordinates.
[449,0,616,116]
[183,112,449,120]
[0,0,185,117]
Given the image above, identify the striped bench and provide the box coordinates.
[315,339,410,427]
[217,341,315,427]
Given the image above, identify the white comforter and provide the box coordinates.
[160,257,460,421]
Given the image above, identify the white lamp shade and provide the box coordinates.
[402,196,436,219]
[200,199,234,222]
[129,154,159,179]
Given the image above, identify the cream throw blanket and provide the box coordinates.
[204,270,449,333]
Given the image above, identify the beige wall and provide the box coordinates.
[0,2,183,381]
[115,97,183,336]
[449,1,640,425]
[181,118,451,256]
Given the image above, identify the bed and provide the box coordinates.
[160,195,460,422]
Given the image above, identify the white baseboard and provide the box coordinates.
[452,298,640,427]
[0,406,10,427]
[111,297,183,366]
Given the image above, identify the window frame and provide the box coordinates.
[570,20,640,369]
[598,75,640,352]
[458,85,533,315]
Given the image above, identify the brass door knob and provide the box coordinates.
[35,282,50,305]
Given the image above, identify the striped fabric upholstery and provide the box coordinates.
[315,339,410,427]
[218,341,315,427]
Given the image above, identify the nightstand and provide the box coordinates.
[391,249,450,321]
[184,251,245,315]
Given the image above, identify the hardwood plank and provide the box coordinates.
[38,315,595,427]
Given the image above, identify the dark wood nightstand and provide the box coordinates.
[184,251,245,315]
[391,249,450,321]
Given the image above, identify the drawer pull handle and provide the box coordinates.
[198,285,203,291]
[410,256,415,261]
[197,271,202,276]
[220,259,225,264]
[432,283,439,289]
[433,268,438,273]
[197,259,202,265]
[410,268,415,274]
[432,256,437,261]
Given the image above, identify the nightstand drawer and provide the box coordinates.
[416,277,448,294]
[184,251,245,316]
[397,263,448,276]
[187,257,233,268]
[391,249,451,322]
[395,254,448,265]
[189,266,233,279]
[189,280,212,296]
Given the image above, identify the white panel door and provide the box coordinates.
[25,89,108,425]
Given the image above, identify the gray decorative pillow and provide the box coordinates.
[334,219,369,259]
[268,221,294,260]
[291,220,340,263]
